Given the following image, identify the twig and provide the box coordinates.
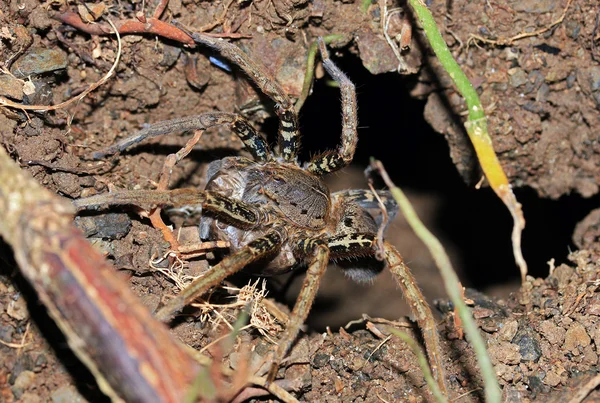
[0,145,201,400]
[22,160,114,175]
[468,0,573,47]
[567,373,600,403]
[407,0,527,285]
[0,321,32,350]
[146,129,205,252]
[381,1,409,72]
[368,182,388,260]
[365,332,392,362]
[0,18,122,112]
[295,34,345,112]
[371,159,501,403]
[153,0,170,19]
[54,11,196,45]
[55,11,249,41]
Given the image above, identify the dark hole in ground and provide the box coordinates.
[295,51,598,291]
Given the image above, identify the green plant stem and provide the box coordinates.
[407,1,483,121]
[372,160,502,403]
[361,0,372,13]
[406,0,527,284]
[295,34,345,112]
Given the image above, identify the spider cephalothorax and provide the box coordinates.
[74,34,439,386]
[197,155,392,280]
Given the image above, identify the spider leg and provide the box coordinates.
[306,38,358,175]
[74,189,262,228]
[266,242,330,384]
[176,24,301,163]
[333,189,399,226]
[383,241,449,397]
[155,229,284,322]
[301,233,449,395]
[93,112,272,162]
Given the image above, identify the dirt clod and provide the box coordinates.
[1,0,600,401]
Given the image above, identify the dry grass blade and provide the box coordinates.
[406,0,528,284]
[0,18,122,112]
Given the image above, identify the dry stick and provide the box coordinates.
[372,160,501,403]
[0,18,122,112]
[153,0,170,19]
[0,19,206,401]
[567,373,600,403]
[55,11,196,44]
[0,145,202,402]
[468,0,573,47]
[146,129,205,252]
[54,11,248,40]
[407,0,527,285]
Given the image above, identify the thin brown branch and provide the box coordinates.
[468,0,573,47]
[153,0,170,19]
[0,145,201,401]
[54,11,196,45]
[0,17,121,112]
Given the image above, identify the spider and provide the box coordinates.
[75,31,446,389]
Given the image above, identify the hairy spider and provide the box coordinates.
[75,32,445,388]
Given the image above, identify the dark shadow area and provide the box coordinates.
[298,51,599,290]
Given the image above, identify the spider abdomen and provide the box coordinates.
[255,163,330,230]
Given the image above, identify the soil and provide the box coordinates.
[1,0,599,402]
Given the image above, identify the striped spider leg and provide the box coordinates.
[73,31,450,398]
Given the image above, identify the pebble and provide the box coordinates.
[11,47,67,78]
[356,29,402,75]
[139,294,160,313]
[543,370,561,387]
[52,172,82,198]
[74,213,132,240]
[0,74,24,100]
[34,354,47,372]
[538,320,565,345]
[19,392,41,403]
[313,353,330,368]
[488,341,521,365]
[512,325,541,362]
[550,264,574,288]
[13,370,35,389]
[513,0,556,13]
[498,320,519,342]
[7,295,29,321]
[503,386,524,403]
[12,354,34,382]
[543,364,565,387]
[508,68,528,88]
[51,385,85,403]
[528,375,550,395]
[564,322,590,353]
